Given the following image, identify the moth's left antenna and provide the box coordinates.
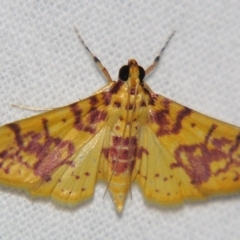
[74,28,112,83]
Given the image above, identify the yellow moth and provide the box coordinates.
[0,29,239,213]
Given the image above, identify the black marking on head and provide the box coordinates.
[119,65,129,81]
[138,66,145,82]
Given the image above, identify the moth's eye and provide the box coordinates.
[119,65,130,81]
[138,66,145,82]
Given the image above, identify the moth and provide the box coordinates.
[0,29,239,213]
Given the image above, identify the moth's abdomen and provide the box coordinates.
[101,134,138,212]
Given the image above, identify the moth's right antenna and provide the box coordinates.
[145,30,176,76]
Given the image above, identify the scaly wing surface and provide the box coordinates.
[0,92,110,205]
[136,94,240,205]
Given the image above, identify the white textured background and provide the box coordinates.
[0,1,240,240]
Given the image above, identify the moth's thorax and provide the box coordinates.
[109,80,149,126]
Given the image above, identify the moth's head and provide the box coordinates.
[118,59,145,87]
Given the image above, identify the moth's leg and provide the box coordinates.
[11,104,54,111]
